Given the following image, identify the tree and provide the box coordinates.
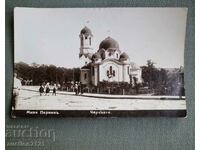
[141,60,158,89]
[147,59,156,68]
[142,60,168,90]
[14,62,80,85]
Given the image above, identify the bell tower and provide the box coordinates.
[79,26,93,55]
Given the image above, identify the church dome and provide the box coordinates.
[92,52,101,61]
[99,37,119,50]
[80,26,92,35]
[119,52,129,61]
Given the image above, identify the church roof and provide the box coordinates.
[81,63,92,69]
[119,52,129,61]
[81,66,90,69]
[79,53,93,59]
[99,37,119,51]
[92,52,101,61]
[80,26,92,36]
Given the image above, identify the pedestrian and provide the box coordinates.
[74,82,78,95]
[12,73,22,111]
[78,82,81,95]
[52,84,57,96]
[39,84,44,96]
[80,82,83,94]
[45,82,50,96]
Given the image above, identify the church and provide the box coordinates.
[79,26,142,86]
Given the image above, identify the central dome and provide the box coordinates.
[99,37,119,50]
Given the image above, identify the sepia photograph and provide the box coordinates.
[12,7,187,117]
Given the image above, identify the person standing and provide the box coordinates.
[39,84,44,96]
[52,84,57,96]
[78,82,81,95]
[45,82,50,96]
[80,82,83,94]
[12,73,22,110]
[74,82,78,95]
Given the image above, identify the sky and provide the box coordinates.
[14,7,187,68]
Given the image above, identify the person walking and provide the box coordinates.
[80,82,83,94]
[45,82,50,96]
[74,82,78,95]
[52,84,57,96]
[39,84,44,96]
[78,82,81,95]
[12,73,22,110]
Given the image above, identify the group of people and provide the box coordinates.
[74,82,83,95]
[39,82,57,96]
[39,82,83,96]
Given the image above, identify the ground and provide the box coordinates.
[15,86,186,110]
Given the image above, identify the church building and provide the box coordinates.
[79,26,142,86]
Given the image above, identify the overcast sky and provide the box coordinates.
[14,7,187,68]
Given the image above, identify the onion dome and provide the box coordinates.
[87,53,93,59]
[119,52,129,61]
[92,52,101,61]
[99,37,119,50]
[80,26,92,36]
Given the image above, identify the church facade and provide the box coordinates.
[79,26,142,86]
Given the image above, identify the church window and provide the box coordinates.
[116,53,118,58]
[110,66,112,74]
[85,36,88,39]
[101,52,105,60]
[109,52,112,56]
[92,67,95,76]
[84,73,87,80]
[81,38,83,46]
[113,70,115,76]
[89,37,91,45]
[107,70,109,76]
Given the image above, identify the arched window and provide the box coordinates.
[110,66,112,73]
[89,37,91,45]
[107,70,109,76]
[92,67,95,76]
[84,73,87,80]
[113,70,115,76]
[101,52,105,60]
[81,37,83,46]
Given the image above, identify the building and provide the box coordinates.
[79,26,142,86]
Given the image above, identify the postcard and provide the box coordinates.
[12,7,187,117]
